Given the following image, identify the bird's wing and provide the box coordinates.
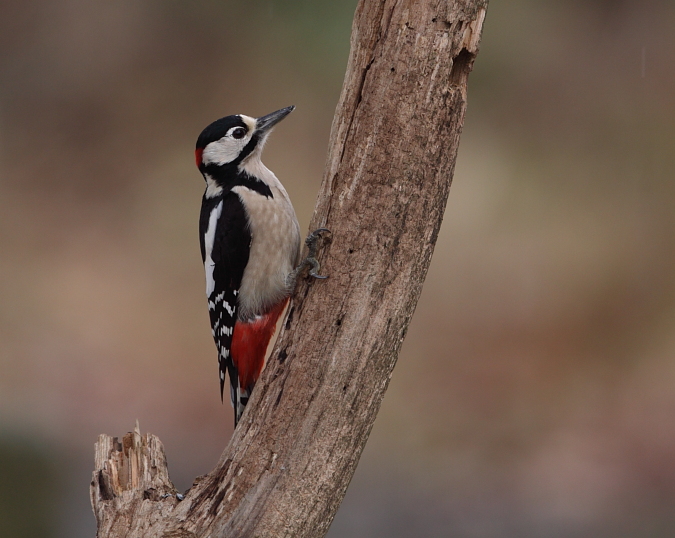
[200,192,251,418]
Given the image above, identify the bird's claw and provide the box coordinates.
[288,228,331,285]
[304,228,330,280]
[307,257,328,279]
[305,228,331,250]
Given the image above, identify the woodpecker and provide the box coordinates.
[195,106,326,425]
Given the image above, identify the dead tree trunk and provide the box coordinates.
[90,0,488,536]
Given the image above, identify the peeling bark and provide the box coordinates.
[91,0,488,536]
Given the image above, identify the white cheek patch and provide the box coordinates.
[203,139,244,165]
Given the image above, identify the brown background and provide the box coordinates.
[1,1,674,536]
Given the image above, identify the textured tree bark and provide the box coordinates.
[90,0,488,536]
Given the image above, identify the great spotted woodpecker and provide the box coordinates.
[195,106,326,425]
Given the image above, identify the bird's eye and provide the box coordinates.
[232,128,246,139]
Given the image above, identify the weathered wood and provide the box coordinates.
[91,0,488,536]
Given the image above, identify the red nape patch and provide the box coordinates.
[231,299,289,392]
[195,148,203,168]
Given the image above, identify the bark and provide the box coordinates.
[90,1,488,536]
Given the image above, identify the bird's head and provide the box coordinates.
[195,105,295,170]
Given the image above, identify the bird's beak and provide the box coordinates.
[256,106,295,133]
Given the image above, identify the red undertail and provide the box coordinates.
[231,298,289,392]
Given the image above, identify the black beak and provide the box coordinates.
[256,106,295,133]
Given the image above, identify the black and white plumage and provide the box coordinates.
[196,106,301,425]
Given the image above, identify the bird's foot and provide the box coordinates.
[288,228,331,286]
[304,228,330,279]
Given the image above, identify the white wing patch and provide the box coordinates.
[204,201,223,296]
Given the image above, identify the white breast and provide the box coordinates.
[233,157,301,320]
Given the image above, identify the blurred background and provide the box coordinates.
[1,0,674,536]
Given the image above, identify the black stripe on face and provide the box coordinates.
[231,132,260,166]
[237,171,273,198]
[202,163,273,199]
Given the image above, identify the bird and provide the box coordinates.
[195,106,326,425]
